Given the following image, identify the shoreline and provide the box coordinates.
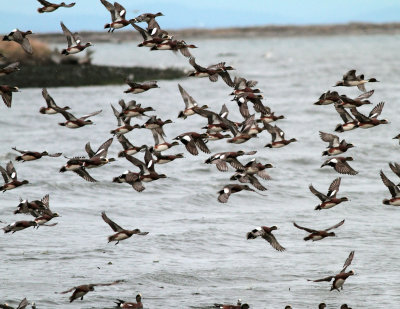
[32,22,400,43]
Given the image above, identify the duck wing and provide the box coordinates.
[193,137,210,154]
[218,71,234,87]
[309,275,334,282]
[368,102,384,119]
[16,297,29,309]
[350,107,369,122]
[73,168,97,182]
[334,104,355,123]
[389,162,400,179]
[380,170,400,198]
[42,88,59,108]
[13,31,32,55]
[60,21,77,47]
[6,161,17,180]
[327,177,341,198]
[262,232,285,252]
[355,89,374,101]
[117,134,134,150]
[85,142,95,158]
[309,184,327,201]
[101,211,124,232]
[341,250,355,273]
[335,161,358,175]
[100,0,117,21]
[293,222,317,233]
[80,109,102,120]
[111,104,122,126]
[189,57,206,72]
[1,90,13,107]
[37,0,53,5]
[0,165,11,183]
[130,22,152,40]
[178,84,197,108]
[324,219,345,232]
[124,154,146,174]
[113,2,126,19]
[343,70,357,81]
[247,174,267,191]
[319,131,339,148]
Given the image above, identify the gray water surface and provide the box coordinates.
[1,34,400,308]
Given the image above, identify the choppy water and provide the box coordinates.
[1,34,400,308]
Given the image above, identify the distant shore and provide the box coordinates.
[33,22,400,43]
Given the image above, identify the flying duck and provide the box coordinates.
[309,177,348,210]
[55,107,102,128]
[308,251,355,291]
[0,85,19,108]
[124,78,158,94]
[188,57,234,87]
[205,151,257,172]
[174,132,210,155]
[60,22,93,55]
[350,102,388,129]
[0,161,29,192]
[319,131,354,156]
[264,123,297,148]
[100,0,131,32]
[116,134,146,157]
[334,69,378,92]
[217,184,266,203]
[39,88,70,114]
[334,104,359,132]
[380,170,400,206]
[12,146,61,162]
[102,212,148,244]
[0,62,20,76]
[177,84,208,119]
[246,225,285,251]
[293,219,345,241]
[37,0,75,13]
[2,29,33,54]
[321,157,358,175]
[59,280,123,302]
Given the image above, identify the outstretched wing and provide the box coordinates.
[92,138,113,158]
[350,107,369,122]
[178,84,197,108]
[80,110,102,120]
[6,161,17,180]
[309,184,327,201]
[262,232,286,252]
[101,211,124,232]
[324,219,345,232]
[327,177,341,198]
[368,102,384,119]
[85,142,95,158]
[319,131,339,148]
[0,165,11,183]
[42,88,58,108]
[341,250,355,273]
[16,297,29,309]
[60,21,77,47]
[293,222,317,233]
[73,168,97,182]
[380,170,400,198]
[309,275,334,282]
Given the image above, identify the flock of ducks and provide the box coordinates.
[0,0,395,308]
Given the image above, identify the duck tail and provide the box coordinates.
[314,205,321,210]
[322,150,329,156]
[114,299,125,307]
[334,124,344,133]
[15,156,23,162]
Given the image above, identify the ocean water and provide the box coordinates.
[1,33,400,308]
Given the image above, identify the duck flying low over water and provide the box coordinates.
[151,151,184,164]
[350,102,388,129]
[334,70,378,92]
[293,219,345,241]
[334,104,359,133]
[321,157,358,175]
[131,22,168,48]
[60,22,93,55]
[110,104,141,135]
[112,169,145,192]
[264,123,297,148]
[319,131,354,156]
[123,149,166,183]
[236,159,273,180]
[55,107,102,128]
[0,85,19,108]
[37,0,75,13]
[217,184,266,203]
[150,129,179,152]
[102,212,148,244]
[82,137,115,169]
[174,132,210,156]
[0,161,29,192]
[230,76,261,96]
[59,280,123,302]
[308,251,355,291]
[124,78,159,94]
[14,194,50,217]
[0,62,20,76]
[205,151,257,172]
[117,99,155,118]
[141,116,172,137]
[116,134,146,157]
[314,90,341,105]
[246,225,285,251]
[380,169,400,206]
[59,157,97,182]
[39,88,70,114]
[117,135,146,156]
[12,146,61,162]
[100,0,131,32]
[115,294,143,308]
[150,39,197,58]
[230,172,267,191]
[2,29,33,54]
[256,109,285,124]
[177,84,208,119]
[188,57,234,86]
[2,220,37,233]
[335,90,374,108]
[309,177,348,210]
